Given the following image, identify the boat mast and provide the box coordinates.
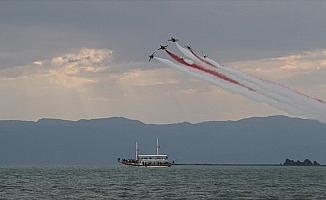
[135,141,138,160]
[156,138,159,155]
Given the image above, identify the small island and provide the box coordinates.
[283,158,320,166]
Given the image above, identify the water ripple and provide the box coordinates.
[1,166,326,199]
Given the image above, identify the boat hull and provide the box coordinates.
[119,160,171,167]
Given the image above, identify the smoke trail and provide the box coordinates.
[203,55,326,105]
[173,43,326,121]
[154,57,266,102]
[175,43,199,62]
[154,56,308,116]
[166,48,308,112]
[204,56,326,117]
[164,49,256,92]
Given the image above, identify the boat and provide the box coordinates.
[118,138,172,167]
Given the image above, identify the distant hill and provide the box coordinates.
[0,115,325,165]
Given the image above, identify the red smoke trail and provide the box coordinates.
[189,48,216,68]
[165,49,256,92]
[195,49,326,104]
[295,90,326,103]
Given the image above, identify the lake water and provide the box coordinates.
[1,165,326,199]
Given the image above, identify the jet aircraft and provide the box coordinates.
[168,37,179,42]
[148,52,155,62]
[158,45,168,50]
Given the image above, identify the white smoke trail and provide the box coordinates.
[205,57,326,121]
[155,57,307,116]
[174,44,308,112]
[175,42,199,62]
[173,43,326,122]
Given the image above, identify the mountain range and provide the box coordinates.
[0,115,325,165]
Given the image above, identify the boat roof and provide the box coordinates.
[138,154,168,157]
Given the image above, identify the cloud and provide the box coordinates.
[0,48,113,88]
[116,69,179,87]
[49,48,112,73]
[229,49,326,80]
[33,61,43,65]
[47,70,96,88]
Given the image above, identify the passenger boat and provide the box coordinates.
[118,138,172,167]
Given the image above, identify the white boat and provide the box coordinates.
[118,138,172,167]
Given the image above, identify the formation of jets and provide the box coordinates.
[148,37,205,62]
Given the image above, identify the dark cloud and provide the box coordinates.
[1,1,326,68]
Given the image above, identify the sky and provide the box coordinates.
[0,1,326,123]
